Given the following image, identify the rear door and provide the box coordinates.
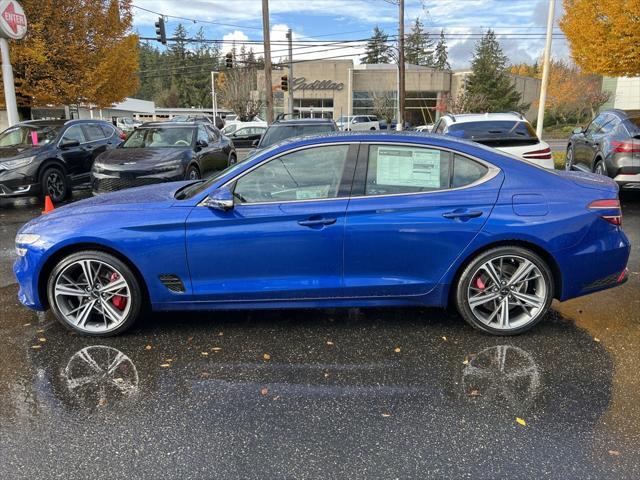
[343,143,503,297]
[81,123,111,172]
[205,126,228,173]
[58,125,89,180]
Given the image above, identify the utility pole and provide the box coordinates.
[262,0,274,123]
[536,0,556,139]
[397,0,405,131]
[0,39,18,126]
[211,71,217,121]
[287,28,294,116]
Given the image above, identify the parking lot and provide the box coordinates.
[0,187,637,479]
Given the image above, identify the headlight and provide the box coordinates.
[0,156,35,170]
[156,159,182,168]
[15,233,41,257]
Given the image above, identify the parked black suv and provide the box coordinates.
[0,119,124,202]
[255,117,337,150]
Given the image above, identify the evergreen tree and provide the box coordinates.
[433,29,450,70]
[361,26,392,64]
[464,30,522,112]
[405,18,433,66]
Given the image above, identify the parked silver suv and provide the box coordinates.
[567,109,640,189]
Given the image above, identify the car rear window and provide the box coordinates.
[259,124,336,148]
[624,116,640,133]
[447,121,538,140]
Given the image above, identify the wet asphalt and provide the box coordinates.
[0,187,639,479]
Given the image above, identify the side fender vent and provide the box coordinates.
[159,274,185,293]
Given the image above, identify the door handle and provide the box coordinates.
[298,217,337,227]
[442,210,483,220]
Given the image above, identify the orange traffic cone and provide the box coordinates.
[42,195,55,214]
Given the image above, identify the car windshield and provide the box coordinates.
[122,127,194,148]
[260,124,335,148]
[0,124,61,147]
[222,124,238,135]
[336,116,351,123]
[447,121,538,140]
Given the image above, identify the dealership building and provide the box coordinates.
[257,59,542,125]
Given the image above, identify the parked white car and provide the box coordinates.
[336,115,380,131]
[432,112,554,169]
[415,124,434,132]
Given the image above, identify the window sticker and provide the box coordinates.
[30,131,39,145]
[375,147,441,188]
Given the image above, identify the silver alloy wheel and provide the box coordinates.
[565,147,573,170]
[595,162,606,175]
[46,171,65,199]
[466,255,547,331]
[53,259,132,333]
[188,168,200,180]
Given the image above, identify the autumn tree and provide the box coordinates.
[1,0,139,108]
[217,68,262,121]
[560,0,640,76]
[361,26,392,64]
[370,92,396,124]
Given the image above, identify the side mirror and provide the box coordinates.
[60,139,80,149]
[572,127,584,134]
[201,187,234,211]
[196,139,208,149]
[251,139,260,148]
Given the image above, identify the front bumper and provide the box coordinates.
[92,167,185,194]
[13,248,46,311]
[0,166,40,197]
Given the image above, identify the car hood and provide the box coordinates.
[0,145,42,160]
[95,148,188,167]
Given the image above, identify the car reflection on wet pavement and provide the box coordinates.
[0,191,638,479]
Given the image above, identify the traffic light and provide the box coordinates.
[225,53,233,68]
[155,17,166,45]
[281,75,288,91]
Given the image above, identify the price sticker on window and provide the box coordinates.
[375,147,442,188]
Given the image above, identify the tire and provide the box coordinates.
[40,166,69,203]
[229,153,237,165]
[565,145,574,170]
[454,246,554,335]
[47,250,143,337]
[185,164,201,181]
[594,160,607,176]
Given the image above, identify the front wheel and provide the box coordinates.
[185,165,201,181]
[565,145,574,170]
[40,166,69,202]
[594,160,607,177]
[455,247,553,335]
[47,251,143,336]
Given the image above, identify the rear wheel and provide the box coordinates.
[229,153,237,165]
[40,166,69,202]
[185,165,201,181]
[594,160,607,176]
[565,145,574,170]
[47,251,142,337]
[455,247,553,335]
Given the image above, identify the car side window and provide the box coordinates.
[100,124,116,138]
[233,145,350,204]
[598,116,618,135]
[586,114,606,136]
[84,124,107,142]
[61,125,86,143]
[365,145,452,195]
[206,126,220,143]
[197,126,209,144]
[452,154,489,188]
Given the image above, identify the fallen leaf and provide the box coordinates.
[469,389,481,397]
[218,332,224,336]
[381,412,391,417]
[273,395,280,400]
[263,353,271,360]
[38,338,46,342]
[260,387,268,396]
[462,359,469,365]
[36,329,44,333]
[211,347,222,352]
[608,450,621,456]
[144,345,152,350]
[200,372,210,378]
[324,372,330,378]
[165,358,173,362]
[394,347,401,353]
[160,363,171,368]
[326,341,334,346]
[441,336,447,341]
[516,417,526,426]
[594,337,601,343]
[31,345,41,349]
[201,352,209,356]
[97,398,107,407]
[23,323,31,327]
[187,336,193,342]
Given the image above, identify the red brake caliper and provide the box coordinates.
[110,272,127,310]
[475,276,486,290]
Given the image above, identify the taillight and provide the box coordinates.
[522,147,552,160]
[612,140,640,153]
[588,199,622,226]
[117,128,126,140]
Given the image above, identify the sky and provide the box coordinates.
[131,0,570,70]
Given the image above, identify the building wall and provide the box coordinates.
[602,76,640,111]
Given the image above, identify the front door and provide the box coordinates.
[59,124,90,180]
[185,143,357,302]
[343,143,503,297]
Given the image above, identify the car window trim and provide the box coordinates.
[349,142,501,201]
[205,142,359,207]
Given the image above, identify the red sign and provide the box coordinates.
[2,3,25,34]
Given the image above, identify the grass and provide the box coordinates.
[552,151,566,170]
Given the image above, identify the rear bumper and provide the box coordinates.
[613,173,640,189]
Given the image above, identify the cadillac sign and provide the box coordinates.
[291,77,344,92]
[0,0,27,40]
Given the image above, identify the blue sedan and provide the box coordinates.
[14,133,630,336]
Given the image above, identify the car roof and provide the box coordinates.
[441,112,527,124]
[19,119,110,127]
[272,117,334,125]
[140,122,199,128]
